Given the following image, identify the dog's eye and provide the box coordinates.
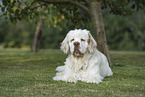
[71,39,74,42]
[81,39,85,41]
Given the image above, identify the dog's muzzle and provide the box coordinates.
[73,49,83,57]
[73,42,83,57]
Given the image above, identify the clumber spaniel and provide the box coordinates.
[53,29,113,84]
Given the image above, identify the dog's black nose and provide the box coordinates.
[74,42,80,46]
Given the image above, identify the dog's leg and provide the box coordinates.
[56,66,65,72]
[86,64,104,84]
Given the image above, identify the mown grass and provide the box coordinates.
[0,49,144,97]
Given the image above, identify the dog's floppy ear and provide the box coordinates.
[60,34,69,54]
[88,33,97,53]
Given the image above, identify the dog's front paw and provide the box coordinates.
[65,77,77,83]
[86,77,103,84]
[86,79,102,84]
[66,79,76,83]
[86,75,104,84]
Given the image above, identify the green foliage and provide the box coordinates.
[0,19,72,49]
[1,0,144,28]
[0,0,145,51]
[102,0,145,15]
[0,21,36,48]
[1,0,144,25]
[103,10,145,51]
[0,9,145,51]
[1,0,45,24]
[40,25,69,49]
[55,4,90,28]
[0,49,145,96]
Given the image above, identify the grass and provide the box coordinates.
[0,49,145,97]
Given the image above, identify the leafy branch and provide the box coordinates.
[36,0,90,14]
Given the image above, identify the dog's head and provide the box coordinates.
[61,29,97,57]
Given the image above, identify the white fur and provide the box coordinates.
[53,29,113,84]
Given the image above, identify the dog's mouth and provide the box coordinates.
[73,49,83,57]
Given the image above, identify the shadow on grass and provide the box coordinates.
[112,63,125,67]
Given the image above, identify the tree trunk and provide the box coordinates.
[32,17,43,52]
[89,1,113,66]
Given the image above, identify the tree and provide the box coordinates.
[1,0,145,66]
[32,16,43,52]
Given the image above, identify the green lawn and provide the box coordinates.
[0,49,144,97]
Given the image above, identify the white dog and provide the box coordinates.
[53,29,113,84]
